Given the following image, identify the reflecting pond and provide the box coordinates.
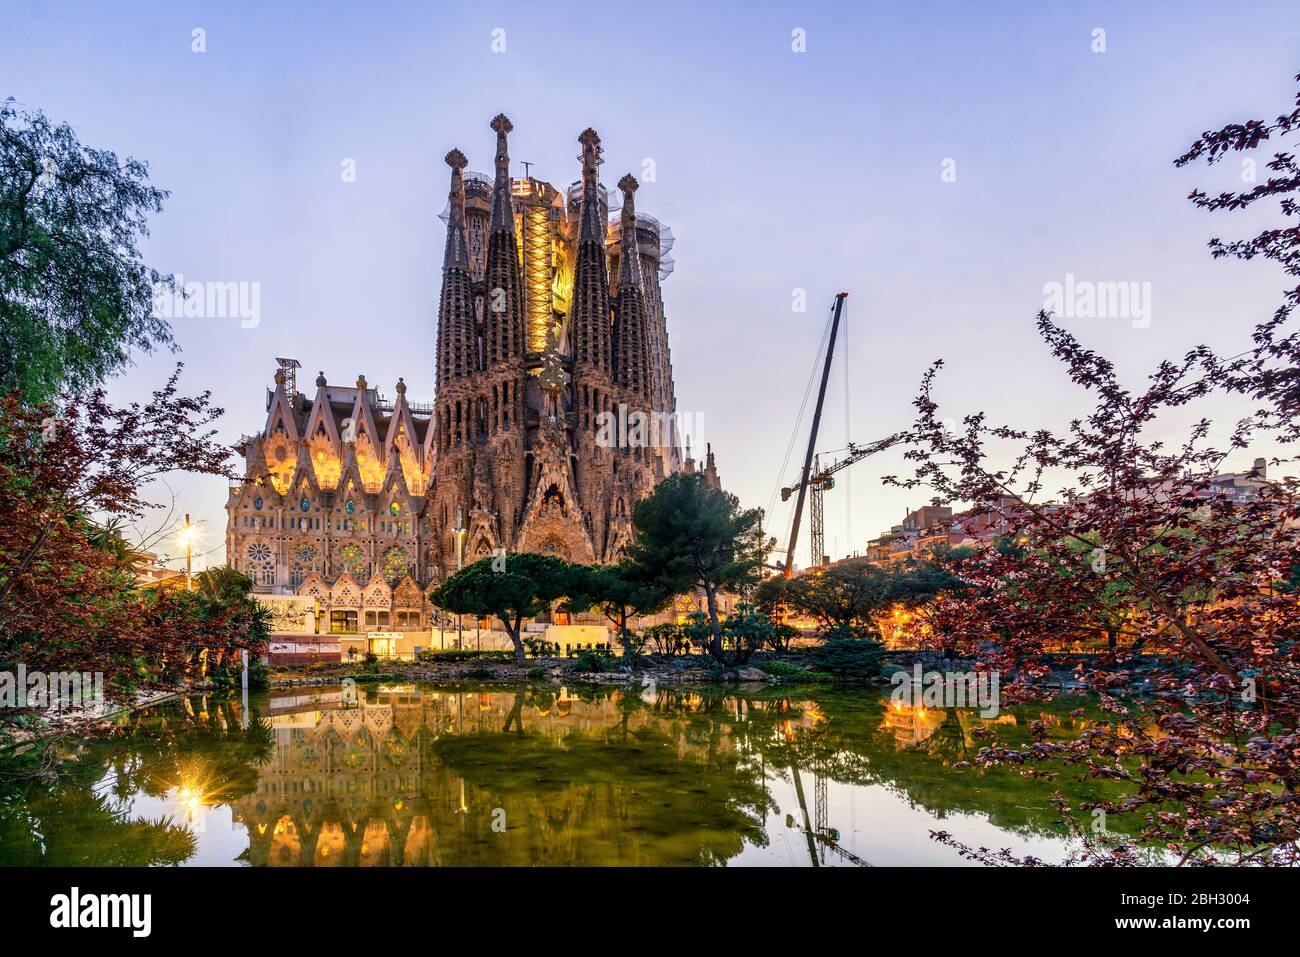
[0,682,1148,866]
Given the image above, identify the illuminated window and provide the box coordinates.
[330,610,358,634]
[300,497,310,512]
[345,499,356,515]
[389,501,401,517]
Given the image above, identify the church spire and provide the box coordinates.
[436,149,476,387]
[483,113,526,366]
[612,173,650,402]
[577,128,604,243]
[489,113,514,233]
[443,148,470,270]
[617,174,644,293]
[572,128,611,374]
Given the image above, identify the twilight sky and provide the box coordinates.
[4,0,1298,572]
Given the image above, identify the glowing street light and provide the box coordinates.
[177,514,201,591]
[452,513,467,650]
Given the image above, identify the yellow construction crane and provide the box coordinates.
[781,431,903,570]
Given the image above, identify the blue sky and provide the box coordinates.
[4,0,1298,570]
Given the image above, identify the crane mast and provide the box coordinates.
[783,292,848,578]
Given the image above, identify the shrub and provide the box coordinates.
[523,636,559,658]
[768,623,800,654]
[806,627,885,679]
[760,659,810,679]
[416,649,512,664]
[570,650,615,673]
[643,623,687,656]
[619,630,649,659]
[208,654,268,689]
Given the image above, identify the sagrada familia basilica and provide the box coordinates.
[225,115,719,627]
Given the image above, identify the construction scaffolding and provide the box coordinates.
[512,177,562,353]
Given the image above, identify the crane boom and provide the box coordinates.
[808,431,906,485]
[783,292,848,578]
[781,431,905,568]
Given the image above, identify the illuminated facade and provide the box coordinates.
[226,115,702,617]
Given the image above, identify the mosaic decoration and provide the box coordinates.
[382,545,410,583]
[337,543,366,578]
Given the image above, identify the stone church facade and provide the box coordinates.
[225,115,719,630]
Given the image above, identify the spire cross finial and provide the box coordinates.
[443,148,470,267]
[617,174,639,219]
[616,172,644,291]
[490,113,513,168]
[489,114,515,232]
[578,128,602,183]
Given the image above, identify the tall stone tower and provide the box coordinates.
[430,115,688,571]
[224,116,698,609]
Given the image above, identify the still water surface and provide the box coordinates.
[0,682,1139,866]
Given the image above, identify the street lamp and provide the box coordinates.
[450,513,467,651]
[176,514,200,591]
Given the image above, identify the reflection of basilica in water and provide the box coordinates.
[230,686,775,867]
[2,684,1138,867]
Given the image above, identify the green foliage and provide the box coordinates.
[681,612,715,654]
[569,650,616,674]
[0,99,177,403]
[526,667,546,680]
[806,628,886,680]
[723,603,776,660]
[768,622,800,653]
[759,659,811,679]
[430,553,581,665]
[642,622,689,656]
[625,473,772,664]
[415,649,512,664]
[778,557,964,636]
[619,629,649,658]
[522,635,559,658]
[753,573,791,615]
[208,653,268,690]
[564,561,671,663]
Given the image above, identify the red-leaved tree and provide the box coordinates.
[886,73,1300,866]
[0,365,265,698]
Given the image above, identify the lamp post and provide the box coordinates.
[177,514,197,591]
[452,516,467,651]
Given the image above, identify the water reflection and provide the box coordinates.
[0,683,1140,867]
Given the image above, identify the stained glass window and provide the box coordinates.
[345,499,356,515]
[300,497,310,512]
[389,501,401,517]
[339,543,367,578]
[382,545,409,583]
[253,495,263,510]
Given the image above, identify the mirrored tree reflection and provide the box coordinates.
[0,696,272,866]
[0,683,1154,866]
